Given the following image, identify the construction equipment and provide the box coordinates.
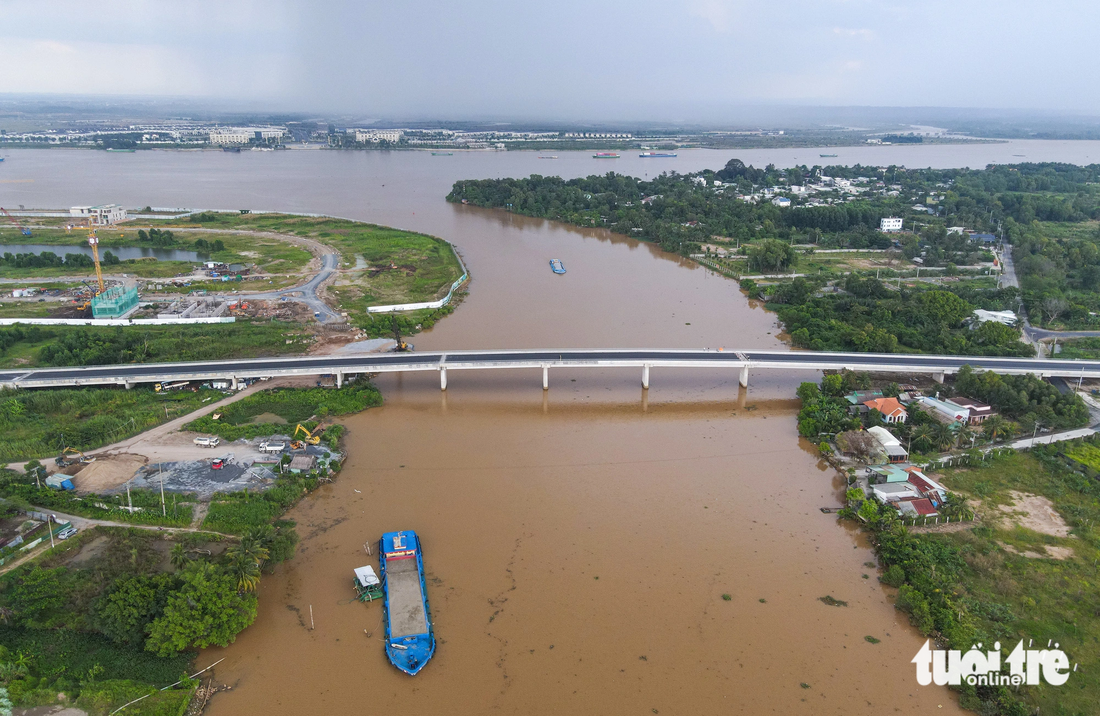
[0,207,32,237]
[293,424,323,448]
[87,231,106,294]
[55,447,92,467]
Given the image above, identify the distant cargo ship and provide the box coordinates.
[639,152,677,158]
[820,153,838,158]
[550,259,566,274]
[431,152,453,156]
[538,155,558,159]
[593,152,619,158]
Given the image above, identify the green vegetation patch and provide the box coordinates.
[0,386,220,462]
[0,322,310,370]
[165,212,464,311]
[185,381,381,441]
[846,449,1100,715]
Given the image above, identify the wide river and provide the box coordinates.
[5,140,1098,714]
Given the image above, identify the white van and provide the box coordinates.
[193,436,221,448]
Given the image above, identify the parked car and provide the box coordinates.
[212,458,225,470]
[57,526,77,540]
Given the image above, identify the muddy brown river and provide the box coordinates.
[7,144,1073,713]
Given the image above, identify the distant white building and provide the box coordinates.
[946,226,968,235]
[354,129,403,143]
[209,127,285,145]
[972,309,1018,327]
[70,204,126,225]
[880,217,903,232]
[772,196,791,207]
[209,130,252,145]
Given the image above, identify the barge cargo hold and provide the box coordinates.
[550,258,566,274]
[380,530,435,675]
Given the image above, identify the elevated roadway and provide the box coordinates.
[3,349,1100,391]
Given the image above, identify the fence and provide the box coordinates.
[0,317,236,327]
[367,246,469,314]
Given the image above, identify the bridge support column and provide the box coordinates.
[642,364,650,389]
[124,381,133,390]
[739,365,749,388]
[231,376,238,390]
[542,365,548,390]
[336,371,344,388]
[440,367,447,391]
[932,371,944,384]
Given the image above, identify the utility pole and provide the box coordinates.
[47,515,55,550]
[126,480,132,513]
[159,465,166,517]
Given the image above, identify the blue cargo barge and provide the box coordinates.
[380,530,435,675]
[550,258,566,274]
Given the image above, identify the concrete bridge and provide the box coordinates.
[2,349,1100,391]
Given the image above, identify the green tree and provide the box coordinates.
[226,534,269,592]
[169,544,190,571]
[909,424,935,452]
[931,423,956,451]
[94,573,175,646]
[747,239,796,273]
[145,563,257,657]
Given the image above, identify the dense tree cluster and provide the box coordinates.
[0,250,118,268]
[136,228,176,247]
[772,277,1030,356]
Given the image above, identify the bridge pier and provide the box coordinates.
[932,371,944,384]
[231,376,238,390]
[642,364,650,389]
[123,380,133,390]
[440,367,447,391]
[542,365,548,390]
[739,365,749,388]
[336,371,344,388]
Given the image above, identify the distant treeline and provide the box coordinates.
[0,250,119,268]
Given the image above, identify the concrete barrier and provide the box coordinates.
[367,247,469,314]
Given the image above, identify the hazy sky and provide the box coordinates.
[1,0,1097,120]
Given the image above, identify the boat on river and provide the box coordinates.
[820,153,838,158]
[380,530,435,675]
[639,152,677,158]
[593,152,619,158]
[550,258,566,274]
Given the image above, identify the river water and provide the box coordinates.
[6,140,1095,714]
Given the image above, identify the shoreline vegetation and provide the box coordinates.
[797,370,1096,716]
[0,380,382,714]
[450,160,1100,356]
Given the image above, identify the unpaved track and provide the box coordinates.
[5,375,315,476]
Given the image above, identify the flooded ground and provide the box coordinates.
[0,146,1021,712]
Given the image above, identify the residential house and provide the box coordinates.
[871,482,921,503]
[906,468,948,504]
[867,426,908,463]
[869,465,910,484]
[944,397,996,425]
[288,455,316,474]
[896,497,939,517]
[972,309,1017,327]
[844,390,883,405]
[916,396,968,426]
[862,397,908,423]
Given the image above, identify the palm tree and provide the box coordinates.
[169,544,189,570]
[982,415,1008,443]
[932,422,956,452]
[228,555,262,593]
[910,424,935,452]
[955,424,977,449]
[227,536,269,593]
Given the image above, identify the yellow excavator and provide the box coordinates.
[55,447,93,467]
[290,423,323,449]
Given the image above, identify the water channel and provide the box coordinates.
[0,244,204,262]
[5,141,1097,713]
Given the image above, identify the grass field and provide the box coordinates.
[926,452,1100,715]
[0,224,312,280]
[163,213,464,310]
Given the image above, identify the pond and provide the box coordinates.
[0,243,205,262]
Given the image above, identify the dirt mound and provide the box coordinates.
[73,454,147,492]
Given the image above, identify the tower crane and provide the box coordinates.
[0,207,32,237]
[87,230,105,294]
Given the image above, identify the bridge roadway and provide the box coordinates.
[3,349,1100,391]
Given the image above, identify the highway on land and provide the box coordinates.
[4,348,1100,390]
